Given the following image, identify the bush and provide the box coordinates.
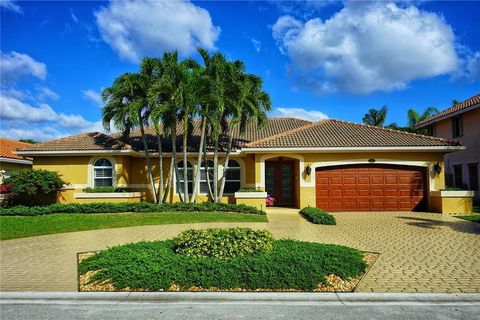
[2,169,65,206]
[300,207,336,225]
[173,228,274,259]
[0,202,266,216]
[237,188,264,192]
[83,186,128,193]
[79,239,367,291]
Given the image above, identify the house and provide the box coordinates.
[15,118,466,213]
[415,93,479,204]
[0,138,33,182]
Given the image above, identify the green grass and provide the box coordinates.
[79,239,366,291]
[455,214,480,223]
[0,212,268,240]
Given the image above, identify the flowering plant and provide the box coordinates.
[0,182,13,194]
[266,195,276,207]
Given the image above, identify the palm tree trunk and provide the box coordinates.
[204,134,214,200]
[213,138,219,203]
[172,126,184,203]
[155,128,163,204]
[191,117,206,203]
[163,157,174,203]
[182,116,190,203]
[138,112,157,204]
[218,129,234,201]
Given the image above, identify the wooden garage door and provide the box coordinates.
[315,164,426,211]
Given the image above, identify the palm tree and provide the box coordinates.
[362,105,388,127]
[406,106,439,133]
[102,72,158,203]
[218,72,271,200]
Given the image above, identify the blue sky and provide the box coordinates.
[1,0,479,141]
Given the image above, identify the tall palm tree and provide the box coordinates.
[217,72,271,200]
[102,72,158,203]
[362,105,388,127]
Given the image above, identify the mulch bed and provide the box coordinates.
[77,251,378,293]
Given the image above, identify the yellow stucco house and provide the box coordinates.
[15,118,468,213]
[0,138,33,182]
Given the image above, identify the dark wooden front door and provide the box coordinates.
[265,160,295,206]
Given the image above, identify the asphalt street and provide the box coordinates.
[1,302,480,320]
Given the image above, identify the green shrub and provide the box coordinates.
[300,207,336,225]
[173,228,274,259]
[0,202,266,216]
[83,186,128,193]
[2,170,65,206]
[79,239,367,291]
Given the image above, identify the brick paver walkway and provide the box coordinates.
[1,209,479,292]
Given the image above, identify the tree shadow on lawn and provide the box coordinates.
[396,216,480,235]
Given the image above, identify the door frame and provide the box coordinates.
[265,159,296,207]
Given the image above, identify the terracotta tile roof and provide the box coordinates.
[415,93,480,128]
[17,132,132,152]
[245,119,459,148]
[17,117,458,153]
[0,138,33,160]
[116,117,313,152]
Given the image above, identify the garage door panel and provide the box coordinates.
[316,164,426,212]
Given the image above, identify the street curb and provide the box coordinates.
[1,292,480,305]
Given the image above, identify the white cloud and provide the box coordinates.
[0,51,47,84]
[272,2,460,94]
[36,86,60,101]
[250,38,262,52]
[70,9,78,24]
[272,107,329,122]
[0,0,22,13]
[95,0,220,62]
[82,89,103,106]
[0,91,104,140]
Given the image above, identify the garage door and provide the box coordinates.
[315,164,426,211]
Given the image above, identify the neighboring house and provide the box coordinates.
[0,138,33,182]
[415,93,479,204]
[16,118,463,212]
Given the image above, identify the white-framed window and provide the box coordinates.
[93,158,114,187]
[176,160,193,194]
[200,160,214,194]
[224,159,241,194]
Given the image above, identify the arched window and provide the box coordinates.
[93,158,113,187]
[176,161,193,194]
[200,160,214,194]
[224,160,241,194]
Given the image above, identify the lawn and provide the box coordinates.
[0,212,267,240]
[455,214,480,223]
[79,238,367,291]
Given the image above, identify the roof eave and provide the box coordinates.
[415,103,480,129]
[14,149,138,157]
[0,157,33,165]
[241,146,465,153]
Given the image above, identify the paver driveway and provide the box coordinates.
[1,209,479,292]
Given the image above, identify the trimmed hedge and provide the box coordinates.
[0,202,266,216]
[173,228,274,259]
[79,238,366,291]
[300,207,336,225]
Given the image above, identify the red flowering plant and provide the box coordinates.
[266,195,276,207]
[0,182,13,194]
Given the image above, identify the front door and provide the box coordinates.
[265,160,295,206]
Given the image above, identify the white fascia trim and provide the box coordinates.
[14,150,139,156]
[243,146,464,153]
[415,104,480,129]
[75,192,142,199]
[0,157,33,165]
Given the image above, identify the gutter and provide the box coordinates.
[0,157,33,165]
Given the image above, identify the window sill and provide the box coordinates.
[75,192,142,199]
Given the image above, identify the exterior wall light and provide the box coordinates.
[433,162,442,175]
[305,164,312,176]
[368,158,376,163]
